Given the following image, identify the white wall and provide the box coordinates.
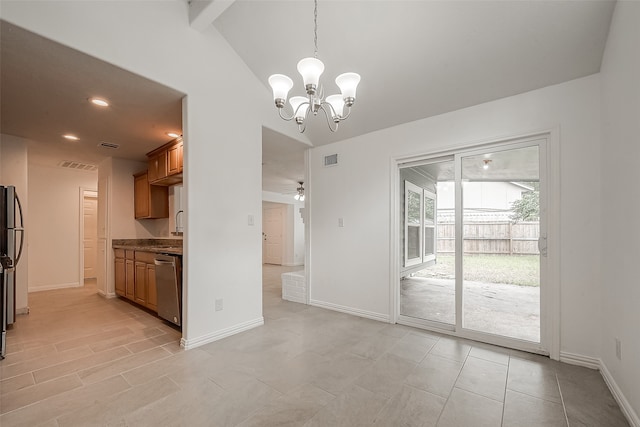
[1,0,282,347]
[0,134,29,312]
[600,0,640,421]
[309,74,602,358]
[27,163,97,291]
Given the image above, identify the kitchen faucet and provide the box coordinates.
[175,209,184,233]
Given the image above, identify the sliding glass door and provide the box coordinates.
[400,158,456,326]
[399,138,547,352]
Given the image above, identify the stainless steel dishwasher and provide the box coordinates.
[154,254,182,327]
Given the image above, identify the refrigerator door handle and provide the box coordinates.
[15,228,25,265]
[14,193,25,266]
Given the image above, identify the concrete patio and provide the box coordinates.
[400,277,540,343]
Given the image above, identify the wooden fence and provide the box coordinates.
[437,221,539,255]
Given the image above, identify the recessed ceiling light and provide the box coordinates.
[166,132,181,138]
[63,134,79,141]
[90,98,109,107]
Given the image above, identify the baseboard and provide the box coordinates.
[282,262,304,267]
[97,289,117,299]
[283,295,305,304]
[600,360,640,427]
[309,299,390,323]
[559,351,600,369]
[28,282,81,292]
[179,317,264,350]
[16,306,29,315]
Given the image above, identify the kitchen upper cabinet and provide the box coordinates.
[167,141,183,176]
[147,138,183,186]
[148,151,168,183]
[134,171,169,219]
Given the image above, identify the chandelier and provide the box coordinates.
[268,0,361,133]
[294,182,305,201]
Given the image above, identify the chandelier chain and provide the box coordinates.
[314,0,318,58]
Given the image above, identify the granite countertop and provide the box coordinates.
[112,239,183,255]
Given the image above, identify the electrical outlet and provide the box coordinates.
[338,218,344,227]
[215,298,223,312]
[615,338,622,360]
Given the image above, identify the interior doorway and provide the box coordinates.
[80,189,98,283]
[397,136,549,354]
[263,203,285,265]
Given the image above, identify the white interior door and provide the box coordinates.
[83,192,98,279]
[263,204,284,265]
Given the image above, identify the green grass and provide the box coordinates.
[415,254,540,286]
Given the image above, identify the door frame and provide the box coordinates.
[389,129,560,360]
[79,188,98,286]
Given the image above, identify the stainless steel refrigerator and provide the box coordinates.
[1,185,25,359]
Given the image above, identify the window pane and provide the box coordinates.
[424,226,434,256]
[408,226,420,259]
[407,190,421,225]
[424,197,434,224]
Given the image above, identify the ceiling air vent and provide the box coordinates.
[58,160,98,171]
[324,153,338,167]
[98,141,119,149]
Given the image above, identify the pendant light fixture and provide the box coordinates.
[294,182,305,201]
[268,0,360,133]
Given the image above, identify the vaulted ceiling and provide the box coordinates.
[0,1,616,194]
[213,0,615,146]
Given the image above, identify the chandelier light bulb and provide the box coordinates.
[289,96,309,121]
[335,72,361,106]
[297,57,325,94]
[325,94,345,119]
[268,74,294,107]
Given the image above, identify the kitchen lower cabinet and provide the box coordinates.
[114,249,126,297]
[134,261,147,305]
[114,249,161,313]
[146,264,157,311]
[125,251,135,300]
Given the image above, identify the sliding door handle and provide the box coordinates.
[538,236,548,257]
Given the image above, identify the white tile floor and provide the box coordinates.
[0,266,630,426]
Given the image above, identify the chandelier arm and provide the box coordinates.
[319,105,339,133]
[340,105,353,120]
[278,101,311,121]
[320,101,339,121]
[297,102,313,133]
[277,108,296,122]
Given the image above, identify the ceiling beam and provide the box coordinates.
[189,0,236,32]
